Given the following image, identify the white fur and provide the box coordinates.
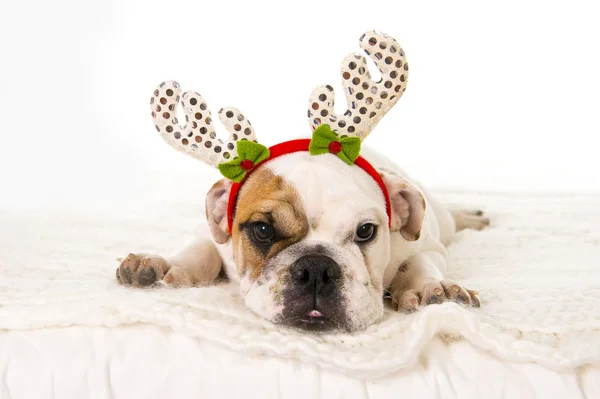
[177,146,458,329]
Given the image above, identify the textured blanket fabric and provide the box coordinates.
[1,176,599,379]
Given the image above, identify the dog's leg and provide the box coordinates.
[115,178,234,288]
[450,209,490,232]
[389,251,480,312]
[115,236,222,288]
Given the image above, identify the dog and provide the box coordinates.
[115,146,488,332]
[115,31,489,332]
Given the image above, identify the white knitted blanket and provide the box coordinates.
[1,180,599,379]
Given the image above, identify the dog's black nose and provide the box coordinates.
[291,255,341,295]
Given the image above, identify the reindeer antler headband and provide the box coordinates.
[150,31,408,233]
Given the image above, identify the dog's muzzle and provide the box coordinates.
[281,254,346,331]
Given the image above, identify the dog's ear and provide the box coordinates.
[205,179,233,244]
[379,170,426,241]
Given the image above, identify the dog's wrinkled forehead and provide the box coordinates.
[262,152,388,234]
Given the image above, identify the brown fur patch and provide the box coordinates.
[398,262,409,273]
[231,168,309,280]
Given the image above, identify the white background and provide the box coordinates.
[1,0,599,211]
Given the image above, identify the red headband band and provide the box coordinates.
[226,138,392,234]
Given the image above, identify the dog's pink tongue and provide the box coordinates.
[307,310,324,318]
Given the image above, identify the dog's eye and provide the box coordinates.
[355,223,377,243]
[252,222,275,243]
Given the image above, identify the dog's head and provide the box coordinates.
[206,152,425,332]
[151,30,416,332]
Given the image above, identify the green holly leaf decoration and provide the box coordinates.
[217,157,245,182]
[217,140,270,182]
[308,124,361,165]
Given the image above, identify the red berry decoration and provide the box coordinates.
[328,141,342,154]
[240,159,254,170]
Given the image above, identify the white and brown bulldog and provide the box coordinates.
[116,31,489,332]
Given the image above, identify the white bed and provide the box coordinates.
[1,170,599,398]
[1,326,598,399]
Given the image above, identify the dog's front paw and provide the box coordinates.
[116,253,170,287]
[393,278,480,313]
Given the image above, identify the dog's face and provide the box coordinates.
[206,152,425,332]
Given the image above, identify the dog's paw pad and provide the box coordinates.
[467,289,481,308]
[420,281,447,305]
[394,279,481,313]
[162,266,191,287]
[440,280,480,307]
[417,279,481,308]
[138,267,157,286]
[116,254,170,287]
[396,290,419,313]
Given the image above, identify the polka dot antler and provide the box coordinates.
[308,30,409,141]
[149,31,405,229]
[150,80,258,168]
